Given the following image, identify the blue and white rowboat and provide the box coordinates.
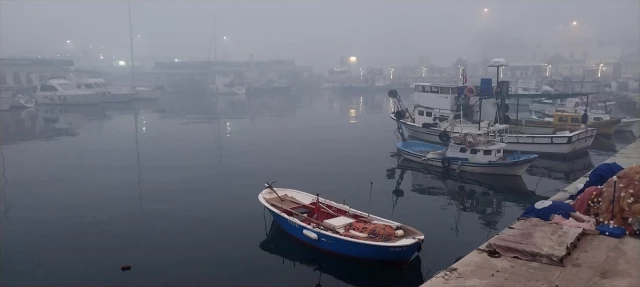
[259,187,425,263]
[397,140,538,176]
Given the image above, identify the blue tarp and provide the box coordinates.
[570,162,624,200]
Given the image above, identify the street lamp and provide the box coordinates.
[484,8,488,12]
[572,21,577,26]
[348,56,357,64]
[66,40,71,43]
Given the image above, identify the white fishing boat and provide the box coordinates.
[77,78,134,103]
[34,78,101,105]
[0,93,12,111]
[499,128,597,154]
[389,85,509,143]
[396,134,538,176]
[11,94,36,108]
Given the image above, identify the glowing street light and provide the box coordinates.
[484,8,488,12]
[348,56,357,64]
[66,40,71,43]
[137,35,141,38]
[223,36,228,40]
[572,21,578,26]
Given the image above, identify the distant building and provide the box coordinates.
[0,58,74,93]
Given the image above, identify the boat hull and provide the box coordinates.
[615,118,640,134]
[500,128,597,155]
[267,209,421,263]
[35,93,101,105]
[101,91,135,103]
[260,189,423,263]
[11,96,36,108]
[397,142,537,176]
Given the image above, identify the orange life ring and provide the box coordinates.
[464,86,476,97]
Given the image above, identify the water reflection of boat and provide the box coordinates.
[259,222,425,287]
[526,151,593,182]
[0,107,91,145]
[388,159,544,231]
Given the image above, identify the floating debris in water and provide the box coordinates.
[120,265,132,272]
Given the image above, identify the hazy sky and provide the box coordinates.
[1,1,639,70]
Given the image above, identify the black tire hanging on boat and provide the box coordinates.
[388,90,398,98]
[504,103,510,113]
[441,157,451,169]
[438,131,451,143]
[394,110,406,120]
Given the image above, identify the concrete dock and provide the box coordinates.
[421,139,640,287]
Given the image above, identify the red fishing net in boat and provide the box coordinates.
[341,221,396,242]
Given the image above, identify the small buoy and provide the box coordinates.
[621,193,626,197]
[629,218,633,223]
[606,232,609,236]
[395,230,405,237]
[120,265,132,272]
[630,190,634,194]
[619,184,624,188]
[613,176,618,181]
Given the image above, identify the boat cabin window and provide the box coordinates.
[497,149,503,155]
[418,110,424,116]
[483,150,492,155]
[459,147,467,153]
[593,117,603,122]
[570,117,581,124]
[58,83,77,90]
[439,87,451,94]
[470,149,479,154]
[430,86,439,93]
[39,85,58,92]
[83,83,95,89]
[425,111,432,117]
[558,116,568,123]
[76,84,82,89]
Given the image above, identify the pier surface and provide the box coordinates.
[421,139,640,287]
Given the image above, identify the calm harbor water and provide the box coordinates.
[0,91,637,287]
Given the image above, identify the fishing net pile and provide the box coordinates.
[584,165,640,234]
[342,222,397,242]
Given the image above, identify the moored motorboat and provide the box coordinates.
[34,78,101,105]
[396,135,538,176]
[77,78,135,103]
[526,111,620,136]
[499,128,597,155]
[615,118,640,135]
[11,94,36,108]
[259,185,424,263]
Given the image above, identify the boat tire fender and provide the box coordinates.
[302,229,318,240]
[438,131,451,143]
[441,157,451,169]
[394,110,406,120]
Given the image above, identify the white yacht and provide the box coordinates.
[34,78,101,105]
[77,78,134,103]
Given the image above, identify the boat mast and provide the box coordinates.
[128,0,135,89]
